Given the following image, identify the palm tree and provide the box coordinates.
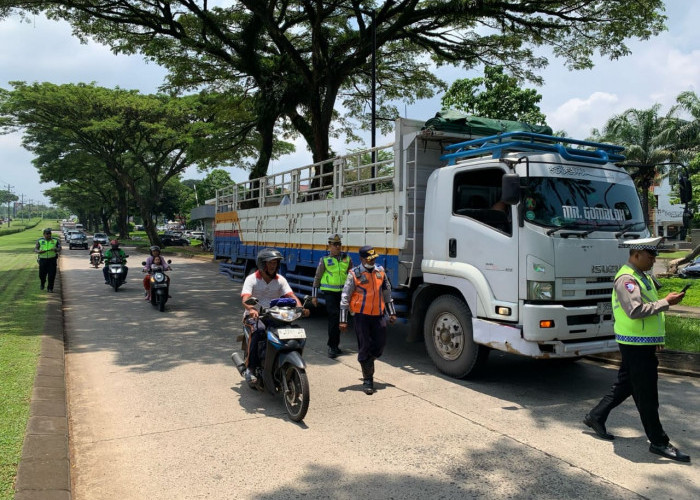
[597,104,676,227]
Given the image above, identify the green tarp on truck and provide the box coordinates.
[423,110,553,137]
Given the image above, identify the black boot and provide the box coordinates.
[360,359,375,395]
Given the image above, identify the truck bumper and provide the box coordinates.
[521,302,614,342]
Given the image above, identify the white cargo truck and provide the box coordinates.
[214,117,647,377]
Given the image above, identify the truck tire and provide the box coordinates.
[423,295,488,378]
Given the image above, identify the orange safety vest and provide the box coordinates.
[349,267,386,316]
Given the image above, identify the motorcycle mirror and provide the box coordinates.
[125,254,130,258]
[141,261,147,266]
[167,260,172,264]
[244,297,259,306]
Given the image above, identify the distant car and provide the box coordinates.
[65,229,81,242]
[160,234,190,247]
[189,231,205,241]
[93,233,109,245]
[68,232,88,250]
[678,257,700,278]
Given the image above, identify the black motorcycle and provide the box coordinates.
[143,260,172,312]
[231,296,311,422]
[106,255,128,292]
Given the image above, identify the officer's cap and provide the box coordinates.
[328,234,342,244]
[43,228,52,234]
[620,236,663,256]
[359,245,378,261]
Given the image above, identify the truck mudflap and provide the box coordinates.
[472,318,619,358]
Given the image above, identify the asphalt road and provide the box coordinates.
[60,248,699,500]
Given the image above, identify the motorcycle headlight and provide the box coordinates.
[154,272,165,282]
[527,281,554,300]
[269,308,302,322]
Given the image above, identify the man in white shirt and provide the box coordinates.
[240,248,307,385]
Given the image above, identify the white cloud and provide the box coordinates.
[547,92,619,138]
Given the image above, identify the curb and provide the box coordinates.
[586,350,700,378]
[14,270,71,500]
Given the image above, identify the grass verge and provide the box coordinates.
[665,316,700,352]
[0,225,47,499]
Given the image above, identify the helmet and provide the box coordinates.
[110,239,119,248]
[150,245,161,255]
[256,248,283,274]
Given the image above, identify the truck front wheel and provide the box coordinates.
[424,295,488,378]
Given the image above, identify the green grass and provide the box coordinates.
[665,316,700,352]
[0,225,47,499]
[657,276,700,306]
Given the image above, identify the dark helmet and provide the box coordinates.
[150,245,161,255]
[256,248,283,274]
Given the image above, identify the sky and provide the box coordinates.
[1,1,699,206]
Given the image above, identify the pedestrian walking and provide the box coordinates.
[34,227,61,292]
[340,245,396,394]
[584,237,690,462]
[312,234,353,358]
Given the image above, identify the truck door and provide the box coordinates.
[451,167,518,304]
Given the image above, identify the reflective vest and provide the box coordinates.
[320,255,351,292]
[37,237,59,259]
[349,266,386,316]
[612,264,665,345]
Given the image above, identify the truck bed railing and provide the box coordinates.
[441,132,626,166]
[216,145,395,213]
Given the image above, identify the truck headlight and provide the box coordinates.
[527,281,554,300]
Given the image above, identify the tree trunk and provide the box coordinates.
[116,190,130,240]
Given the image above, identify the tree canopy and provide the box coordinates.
[5,0,667,178]
[441,66,548,125]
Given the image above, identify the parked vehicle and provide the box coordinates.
[143,260,172,312]
[231,296,311,422]
[189,231,206,241]
[106,255,128,291]
[93,232,109,245]
[215,114,648,378]
[89,249,103,268]
[678,258,700,278]
[68,232,88,250]
[161,234,189,246]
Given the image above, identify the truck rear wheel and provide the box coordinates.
[424,295,488,378]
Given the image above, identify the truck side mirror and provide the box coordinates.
[500,174,521,205]
[679,174,692,204]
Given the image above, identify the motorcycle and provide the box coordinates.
[143,260,172,312]
[89,250,102,268]
[106,255,128,292]
[231,296,311,422]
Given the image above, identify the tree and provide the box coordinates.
[0,82,255,244]
[6,0,667,178]
[591,104,677,228]
[441,66,548,125]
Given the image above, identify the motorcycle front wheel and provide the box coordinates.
[282,365,309,422]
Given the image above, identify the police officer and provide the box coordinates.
[34,228,61,292]
[584,237,690,462]
[312,234,353,358]
[340,246,396,394]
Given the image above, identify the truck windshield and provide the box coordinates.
[523,177,645,231]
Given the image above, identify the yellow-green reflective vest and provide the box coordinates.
[320,255,351,292]
[612,264,665,345]
[37,237,59,259]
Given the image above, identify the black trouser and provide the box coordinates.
[589,343,669,446]
[38,257,58,290]
[245,317,269,371]
[354,314,387,363]
[323,291,342,349]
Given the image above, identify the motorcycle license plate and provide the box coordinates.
[596,302,612,315]
[277,328,306,340]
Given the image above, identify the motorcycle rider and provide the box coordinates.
[239,248,309,385]
[88,240,103,264]
[142,245,171,301]
[102,239,129,284]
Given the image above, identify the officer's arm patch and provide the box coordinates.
[624,281,636,293]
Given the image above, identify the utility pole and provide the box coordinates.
[5,184,13,227]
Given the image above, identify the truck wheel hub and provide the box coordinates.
[432,313,464,361]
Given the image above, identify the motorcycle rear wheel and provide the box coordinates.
[282,365,309,422]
